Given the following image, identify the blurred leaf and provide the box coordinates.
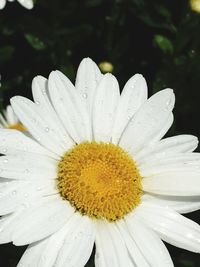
[153,34,174,54]
[24,33,46,50]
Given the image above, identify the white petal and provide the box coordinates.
[11,96,67,157]
[0,0,6,9]
[5,105,18,125]
[54,214,95,267]
[75,57,103,115]
[135,135,198,163]
[17,0,33,9]
[95,221,133,267]
[12,196,74,245]
[17,240,48,267]
[0,205,31,243]
[139,153,200,176]
[0,113,8,127]
[0,129,56,158]
[142,193,200,214]
[135,202,200,253]
[121,216,174,267]
[48,71,91,143]
[0,154,57,180]
[119,89,175,155]
[0,179,57,215]
[142,171,200,196]
[93,73,120,142]
[112,74,147,144]
[32,76,74,148]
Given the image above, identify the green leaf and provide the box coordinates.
[24,34,46,50]
[153,34,174,54]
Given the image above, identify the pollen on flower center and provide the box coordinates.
[8,123,26,131]
[57,142,142,221]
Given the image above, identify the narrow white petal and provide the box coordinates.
[0,205,30,244]
[142,171,200,196]
[48,71,91,143]
[17,0,33,9]
[122,217,174,267]
[0,154,57,180]
[0,0,6,9]
[0,179,57,215]
[75,57,103,115]
[95,221,133,267]
[119,89,175,154]
[5,105,18,125]
[0,129,56,158]
[93,73,120,142]
[139,153,200,176]
[32,76,74,149]
[17,240,48,267]
[112,74,147,144]
[0,113,8,127]
[11,96,67,157]
[55,214,95,267]
[135,203,200,253]
[142,193,200,214]
[135,135,198,163]
[12,196,74,245]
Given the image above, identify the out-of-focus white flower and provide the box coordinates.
[0,0,33,10]
[0,58,200,266]
[0,105,26,131]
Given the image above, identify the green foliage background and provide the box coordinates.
[0,0,200,266]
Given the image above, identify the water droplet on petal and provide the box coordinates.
[35,101,40,105]
[82,92,88,99]
[12,190,17,195]
[45,127,49,132]
[3,159,8,163]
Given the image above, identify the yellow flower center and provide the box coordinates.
[57,142,142,221]
[8,123,27,131]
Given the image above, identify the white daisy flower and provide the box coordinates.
[0,105,26,131]
[0,57,200,267]
[0,0,33,10]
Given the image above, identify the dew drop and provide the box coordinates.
[12,190,17,195]
[37,187,42,191]
[24,193,29,198]
[45,127,50,132]
[35,101,40,105]
[2,148,7,153]
[3,159,8,163]
[82,92,88,99]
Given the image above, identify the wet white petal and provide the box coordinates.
[139,153,200,176]
[12,196,74,245]
[93,73,120,142]
[119,89,175,154]
[120,217,174,267]
[75,57,103,115]
[54,214,95,267]
[142,193,200,214]
[95,221,133,267]
[135,203,200,253]
[0,179,57,215]
[0,129,56,158]
[17,240,48,267]
[11,96,68,157]
[0,154,57,180]
[112,74,147,144]
[0,0,6,9]
[135,134,198,163]
[142,171,200,196]
[48,71,91,143]
[32,76,74,148]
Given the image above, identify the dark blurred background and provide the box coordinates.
[0,0,200,266]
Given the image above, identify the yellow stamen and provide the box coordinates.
[57,142,142,222]
[8,123,27,131]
